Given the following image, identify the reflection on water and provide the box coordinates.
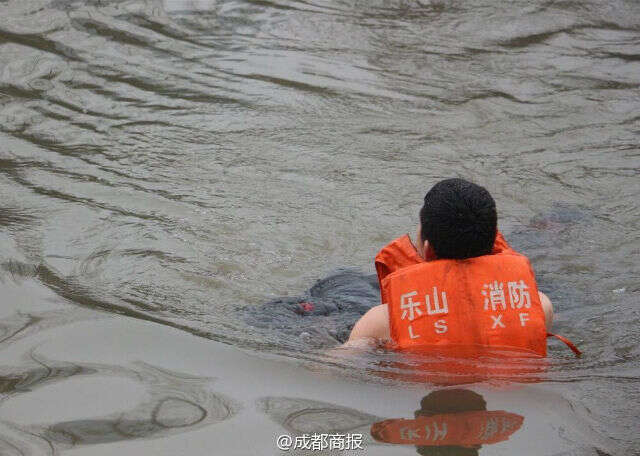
[259,389,524,455]
[260,389,613,456]
[0,354,236,453]
[371,389,522,456]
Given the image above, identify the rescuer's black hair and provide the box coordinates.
[419,178,497,259]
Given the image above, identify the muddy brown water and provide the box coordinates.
[0,0,639,455]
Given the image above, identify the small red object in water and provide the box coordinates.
[299,302,314,312]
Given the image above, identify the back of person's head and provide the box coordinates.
[420,178,496,259]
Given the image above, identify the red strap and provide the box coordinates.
[547,332,582,357]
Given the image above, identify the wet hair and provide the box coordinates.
[419,178,497,259]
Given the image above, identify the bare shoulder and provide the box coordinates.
[538,291,553,330]
[345,304,390,346]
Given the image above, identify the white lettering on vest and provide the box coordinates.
[491,314,506,329]
[408,325,420,339]
[401,291,421,321]
[508,280,531,309]
[483,281,506,311]
[434,319,448,334]
[426,287,448,315]
[519,312,530,326]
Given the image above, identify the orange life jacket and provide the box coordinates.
[375,233,580,358]
[370,410,523,447]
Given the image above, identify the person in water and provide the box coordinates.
[346,178,556,355]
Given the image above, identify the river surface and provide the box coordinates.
[0,0,639,455]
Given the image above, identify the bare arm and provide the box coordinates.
[344,304,391,347]
[538,291,553,330]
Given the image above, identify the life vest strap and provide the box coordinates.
[547,332,582,357]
